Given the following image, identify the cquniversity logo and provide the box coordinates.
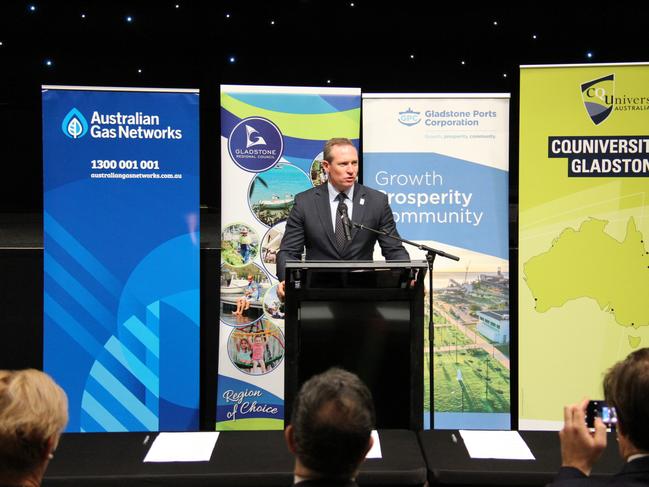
[581,74,615,125]
[61,108,89,139]
[398,108,421,126]
[228,116,284,172]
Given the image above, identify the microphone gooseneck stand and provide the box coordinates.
[350,219,459,429]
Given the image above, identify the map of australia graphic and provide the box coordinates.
[524,216,649,348]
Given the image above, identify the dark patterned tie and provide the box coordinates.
[335,192,348,250]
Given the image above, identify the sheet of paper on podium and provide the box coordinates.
[365,430,383,459]
[144,432,220,462]
[459,430,535,460]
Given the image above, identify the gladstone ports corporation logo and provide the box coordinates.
[61,108,89,139]
[228,117,284,172]
[398,107,421,126]
[581,74,615,125]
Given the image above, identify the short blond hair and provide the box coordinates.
[0,369,68,478]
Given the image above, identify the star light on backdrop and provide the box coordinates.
[1,1,644,91]
[0,0,647,211]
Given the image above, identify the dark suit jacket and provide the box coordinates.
[277,183,410,281]
[548,456,649,486]
[292,479,358,487]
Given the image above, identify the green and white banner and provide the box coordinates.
[519,63,649,430]
[362,93,510,430]
[218,85,361,430]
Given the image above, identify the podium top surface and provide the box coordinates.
[284,259,428,270]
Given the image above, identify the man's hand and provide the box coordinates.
[277,281,286,301]
[558,398,607,476]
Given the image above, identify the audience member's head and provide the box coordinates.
[285,367,375,481]
[603,347,649,454]
[0,369,68,486]
[555,347,649,480]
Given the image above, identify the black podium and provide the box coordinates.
[284,260,427,430]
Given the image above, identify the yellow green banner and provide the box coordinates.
[518,64,649,429]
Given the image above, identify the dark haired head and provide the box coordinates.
[289,367,375,478]
[604,347,649,452]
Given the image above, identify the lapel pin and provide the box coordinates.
[360,198,365,206]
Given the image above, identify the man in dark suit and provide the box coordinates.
[277,137,409,285]
[284,367,375,486]
[549,348,649,486]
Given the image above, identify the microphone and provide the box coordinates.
[338,203,353,241]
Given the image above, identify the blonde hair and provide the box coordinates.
[0,369,68,478]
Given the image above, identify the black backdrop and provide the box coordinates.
[2,1,648,212]
[1,0,648,430]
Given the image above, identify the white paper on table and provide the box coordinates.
[459,430,535,460]
[365,430,382,459]
[143,432,220,462]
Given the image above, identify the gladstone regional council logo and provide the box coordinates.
[228,116,284,172]
[581,74,615,125]
[61,108,89,139]
[398,107,421,126]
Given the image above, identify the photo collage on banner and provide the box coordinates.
[42,86,200,432]
[519,64,649,430]
[218,85,361,430]
[362,94,510,430]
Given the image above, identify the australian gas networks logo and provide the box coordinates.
[397,107,421,126]
[62,108,89,139]
[61,108,183,140]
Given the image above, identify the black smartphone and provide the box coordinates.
[586,400,617,429]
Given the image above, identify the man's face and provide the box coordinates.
[322,144,358,192]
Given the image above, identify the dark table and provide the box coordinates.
[44,429,426,487]
[419,430,623,486]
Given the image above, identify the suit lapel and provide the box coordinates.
[350,183,366,242]
[315,184,338,254]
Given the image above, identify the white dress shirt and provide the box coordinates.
[327,182,354,230]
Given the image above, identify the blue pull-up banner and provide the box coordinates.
[42,86,200,432]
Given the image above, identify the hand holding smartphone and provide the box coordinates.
[586,400,617,429]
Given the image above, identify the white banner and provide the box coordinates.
[362,94,510,429]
